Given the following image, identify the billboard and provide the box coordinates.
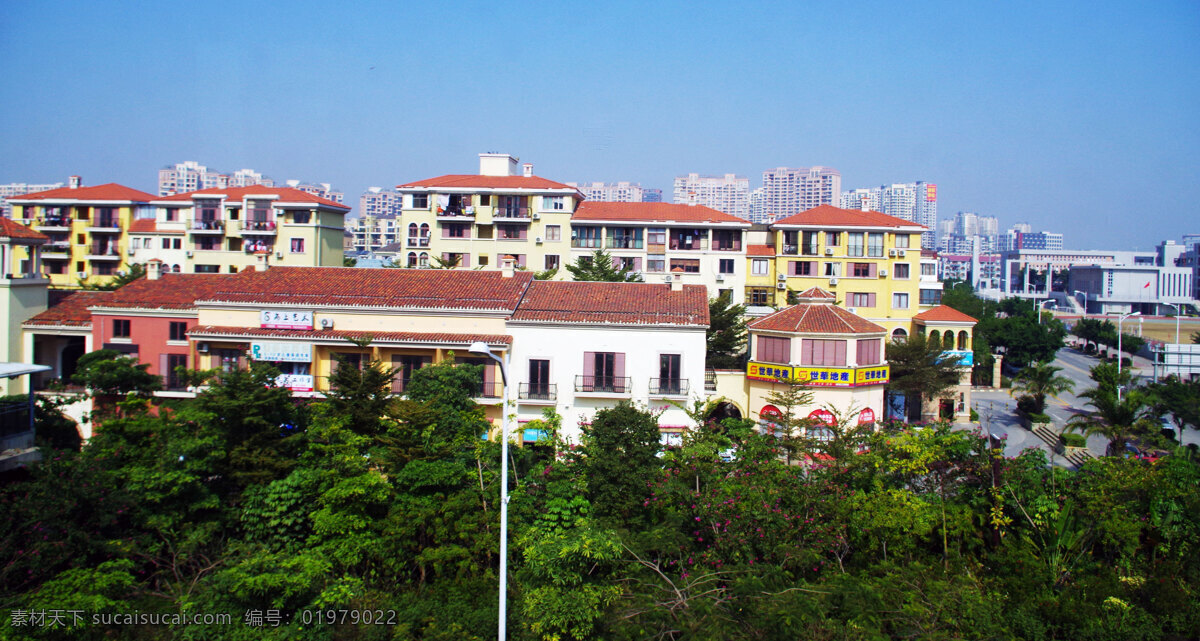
[925,184,937,202]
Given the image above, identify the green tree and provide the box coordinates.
[81,263,145,291]
[885,333,963,422]
[706,293,747,368]
[579,401,661,520]
[1118,332,1146,357]
[762,376,816,463]
[1146,376,1200,441]
[343,256,357,267]
[565,249,643,282]
[1067,386,1154,456]
[429,253,462,269]
[323,338,399,438]
[1010,361,1075,415]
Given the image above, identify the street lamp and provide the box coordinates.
[1161,303,1181,345]
[1117,311,1140,400]
[1038,299,1055,325]
[469,341,510,640]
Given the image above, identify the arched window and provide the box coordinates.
[171,264,181,273]
[928,330,940,346]
[407,252,417,268]
[957,330,969,350]
[943,332,955,350]
[891,327,908,343]
[418,252,429,268]
[407,223,418,239]
[419,223,430,238]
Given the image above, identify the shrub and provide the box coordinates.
[1121,357,1132,367]
[1061,432,1087,448]
[1016,395,1039,415]
[970,407,979,422]
[1026,412,1052,424]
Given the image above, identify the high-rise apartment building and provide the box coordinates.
[672,173,750,220]
[571,182,662,203]
[938,211,1000,254]
[286,180,343,205]
[158,161,277,196]
[359,187,403,219]
[1,180,67,218]
[840,182,937,250]
[760,166,841,219]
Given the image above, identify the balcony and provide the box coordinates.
[800,245,820,256]
[712,241,743,251]
[42,242,71,259]
[35,217,72,231]
[781,244,799,255]
[472,380,502,401]
[436,207,475,221]
[668,238,707,251]
[518,383,557,402]
[649,378,689,396]
[86,245,121,261]
[494,207,531,220]
[607,237,643,250]
[574,375,632,395]
[406,236,431,247]
[241,220,277,235]
[190,219,226,234]
[244,241,274,254]
[571,238,602,249]
[87,218,121,233]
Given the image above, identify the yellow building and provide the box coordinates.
[8,182,156,289]
[151,186,351,273]
[0,219,49,394]
[395,153,582,274]
[911,304,979,421]
[746,205,932,338]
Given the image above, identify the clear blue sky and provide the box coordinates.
[2,0,1197,250]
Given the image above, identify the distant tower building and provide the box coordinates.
[159,161,274,196]
[572,181,662,203]
[748,187,767,223]
[286,180,342,204]
[840,188,880,211]
[0,179,67,217]
[231,169,275,189]
[672,173,750,219]
[841,181,937,249]
[760,166,841,218]
[359,187,403,218]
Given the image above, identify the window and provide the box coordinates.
[867,233,884,257]
[131,238,141,250]
[647,255,665,272]
[165,209,178,222]
[476,224,493,239]
[921,263,937,277]
[334,352,365,371]
[407,252,417,268]
[528,359,551,398]
[544,255,559,270]
[617,256,641,272]
[411,194,429,209]
[850,262,873,278]
[195,264,220,273]
[169,321,187,342]
[801,339,847,366]
[607,227,643,249]
[173,238,182,249]
[112,319,131,338]
[498,224,526,240]
[647,228,666,246]
[895,233,910,249]
[571,226,600,248]
[419,252,429,267]
[802,231,819,255]
[893,263,910,279]
[478,255,489,267]
[752,258,768,275]
[391,355,432,393]
[285,238,303,253]
[582,351,626,392]
[746,287,771,306]
[825,231,840,246]
[712,230,742,251]
[856,339,881,365]
[789,260,815,276]
[849,292,876,307]
[213,348,242,372]
[76,234,86,244]
[94,263,115,275]
[442,223,471,238]
[441,252,468,268]
[669,258,700,273]
[75,261,84,272]
[164,354,187,390]
[478,194,491,207]
[824,262,841,277]
[541,196,565,211]
[669,228,705,250]
[920,289,942,305]
[718,258,735,274]
[757,336,790,363]
[656,354,683,394]
[893,293,910,309]
[196,237,219,251]
[847,233,864,257]
[545,225,561,241]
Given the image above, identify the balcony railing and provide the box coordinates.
[88,245,121,258]
[712,241,743,251]
[241,220,277,233]
[649,378,689,396]
[574,375,632,394]
[191,219,225,232]
[90,218,120,230]
[571,238,602,249]
[494,207,531,219]
[406,236,431,247]
[437,207,474,218]
[607,238,643,250]
[781,244,798,255]
[518,383,557,401]
[800,244,820,256]
[668,239,707,251]
[244,242,274,254]
[36,217,72,228]
[472,381,502,399]
[704,368,717,392]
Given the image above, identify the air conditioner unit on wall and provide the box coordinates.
[777,273,787,281]
[898,250,906,257]
[776,282,786,290]
[715,273,725,282]
[829,277,838,285]
[535,236,543,244]
[879,269,888,277]
[320,318,334,329]
[532,213,541,220]
[76,271,87,279]
[825,248,834,255]
[196,342,209,353]
[186,250,193,257]
[889,249,897,257]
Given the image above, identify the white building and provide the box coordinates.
[841,182,937,250]
[1,180,67,218]
[672,173,750,220]
[760,166,841,219]
[571,181,663,203]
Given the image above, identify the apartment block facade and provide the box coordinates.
[1,180,67,218]
[571,181,663,203]
[672,173,750,220]
[841,182,938,250]
[760,166,841,219]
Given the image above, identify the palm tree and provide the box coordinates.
[1010,361,1075,415]
[1066,386,1153,456]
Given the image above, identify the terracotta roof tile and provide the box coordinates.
[128,219,158,233]
[188,326,512,346]
[773,204,926,229]
[749,304,886,334]
[156,186,350,210]
[747,244,776,256]
[198,267,534,311]
[0,218,48,241]
[510,281,708,326]
[795,287,836,300]
[94,273,236,311]
[9,183,156,202]
[574,202,749,225]
[23,291,112,327]
[397,174,577,191]
[913,305,978,324]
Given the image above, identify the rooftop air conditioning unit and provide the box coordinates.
[776,282,786,290]
[825,248,834,255]
[535,236,543,244]
[879,268,888,277]
[320,318,334,329]
[888,249,897,257]
[196,342,209,353]
[829,277,838,285]
[777,273,787,282]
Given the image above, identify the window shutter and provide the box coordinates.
[835,340,847,366]
[869,263,878,277]
[159,354,169,381]
[584,352,596,378]
[615,353,625,379]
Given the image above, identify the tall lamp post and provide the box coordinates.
[1038,299,1055,325]
[1073,290,1088,318]
[469,341,510,640]
[1161,303,1181,345]
[1117,311,1140,400]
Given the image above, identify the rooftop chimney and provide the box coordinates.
[68,176,81,189]
[523,163,533,178]
[500,255,515,278]
[146,259,162,280]
[670,272,683,292]
[254,250,269,272]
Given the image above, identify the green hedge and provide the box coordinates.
[1061,432,1087,448]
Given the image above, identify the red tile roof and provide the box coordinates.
[92,273,236,311]
[8,183,156,203]
[156,186,350,210]
[188,326,512,346]
[128,219,158,233]
[0,218,48,241]
[397,174,577,191]
[749,304,885,334]
[773,204,926,229]
[574,202,749,225]
[913,305,978,324]
[23,291,112,327]
[198,267,534,311]
[509,281,708,326]
[795,287,836,300]
[747,244,776,257]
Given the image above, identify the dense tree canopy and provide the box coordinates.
[564,249,643,282]
[705,293,747,368]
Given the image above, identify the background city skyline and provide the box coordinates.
[1,0,1196,250]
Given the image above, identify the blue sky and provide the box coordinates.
[2,0,1197,250]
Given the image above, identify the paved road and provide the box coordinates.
[966,346,1197,467]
